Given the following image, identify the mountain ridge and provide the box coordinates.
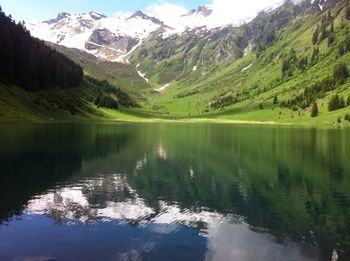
[26,0,338,65]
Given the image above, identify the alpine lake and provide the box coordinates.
[0,123,349,261]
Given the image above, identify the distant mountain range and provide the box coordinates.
[26,6,220,63]
[26,1,335,64]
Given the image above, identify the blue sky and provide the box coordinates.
[0,0,207,21]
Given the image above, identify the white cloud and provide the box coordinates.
[209,0,284,26]
[144,0,285,32]
[146,3,188,27]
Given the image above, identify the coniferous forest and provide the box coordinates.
[0,6,83,91]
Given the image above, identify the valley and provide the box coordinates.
[1,0,350,126]
[2,1,350,260]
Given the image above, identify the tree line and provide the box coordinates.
[86,76,139,109]
[280,63,349,112]
[0,6,83,91]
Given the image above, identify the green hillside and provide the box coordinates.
[130,0,350,126]
[1,0,350,126]
[0,80,146,123]
[49,44,152,100]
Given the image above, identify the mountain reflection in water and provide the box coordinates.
[0,123,349,261]
[23,174,318,261]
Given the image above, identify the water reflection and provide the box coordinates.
[0,123,349,260]
[26,174,222,228]
[24,174,320,261]
[205,221,319,261]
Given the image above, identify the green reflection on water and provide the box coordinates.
[0,123,349,259]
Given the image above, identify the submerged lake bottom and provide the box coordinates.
[0,123,349,261]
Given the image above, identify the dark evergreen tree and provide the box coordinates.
[282,59,291,76]
[330,20,334,33]
[328,33,335,46]
[328,95,339,111]
[347,95,350,106]
[338,44,345,56]
[298,57,308,71]
[345,36,350,52]
[339,96,346,108]
[328,95,346,111]
[312,26,319,45]
[86,76,139,108]
[311,47,319,63]
[320,23,328,41]
[0,8,83,91]
[273,95,279,104]
[346,0,350,20]
[333,63,349,84]
[311,102,318,117]
[327,10,332,21]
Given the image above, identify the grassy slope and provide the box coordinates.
[0,81,145,123]
[2,3,350,126]
[49,44,152,101]
[136,2,350,126]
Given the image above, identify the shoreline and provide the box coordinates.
[1,116,347,129]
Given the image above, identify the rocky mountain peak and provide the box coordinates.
[127,10,163,25]
[88,11,107,20]
[44,12,70,24]
[197,6,213,17]
[186,5,213,17]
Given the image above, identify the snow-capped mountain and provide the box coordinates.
[26,6,218,63]
[26,11,164,62]
[26,0,331,63]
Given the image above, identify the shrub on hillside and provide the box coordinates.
[333,63,349,84]
[328,95,346,111]
[311,102,318,117]
[94,92,119,110]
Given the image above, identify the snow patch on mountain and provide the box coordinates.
[27,11,162,63]
[26,1,314,63]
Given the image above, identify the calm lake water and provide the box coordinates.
[0,123,349,261]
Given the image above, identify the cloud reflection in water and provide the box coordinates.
[24,174,320,261]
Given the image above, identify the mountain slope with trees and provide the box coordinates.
[132,0,350,125]
[0,7,83,91]
[1,1,350,125]
[0,7,142,122]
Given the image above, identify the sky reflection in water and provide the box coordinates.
[0,123,349,260]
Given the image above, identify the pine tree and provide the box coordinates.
[0,10,83,91]
[282,59,292,76]
[328,34,335,46]
[312,26,319,45]
[328,95,340,111]
[273,95,279,104]
[327,10,332,21]
[347,95,350,106]
[338,44,345,56]
[333,63,349,84]
[345,36,350,52]
[311,47,319,63]
[320,23,328,41]
[339,96,346,108]
[311,102,318,117]
[328,95,346,111]
[330,20,334,33]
